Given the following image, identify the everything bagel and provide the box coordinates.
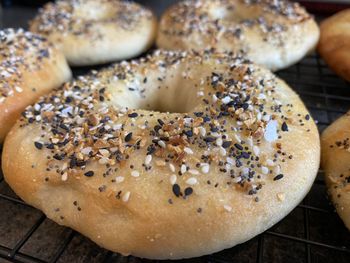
[0,28,71,143]
[322,112,350,230]
[318,9,350,82]
[30,0,158,66]
[2,50,320,259]
[157,0,319,71]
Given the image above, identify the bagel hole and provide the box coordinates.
[111,78,202,114]
[75,3,116,20]
[141,84,201,113]
[207,3,260,22]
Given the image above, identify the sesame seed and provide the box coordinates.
[157,119,165,126]
[233,176,242,183]
[234,134,241,143]
[216,137,223,146]
[261,166,269,175]
[281,122,289,132]
[98,157,109,165]
[145,155,152,165]
[219,147,227,156]
[169,163,176,173]
[197,91,204,96]
[262,114,271,122]
[99,149,109,156]
[113,124,122,130]
[158,140,166,148]
[273,174,284,181]
[131,170,140,177]
[122,191,131,202]
[201,164,210,174]
[253,146,260,156]
[115,176,125,183]
[186,177,198,185]
[184,187,193,196]
[266,159,275,166]
[170,174,177,185]
[242,167,250,175]
[199,127,206,137]
[61,172,68,181]
[125,132,133,142]
[227,157,235,165]
[172,184,181,197]
[181,164,187,174]
[184,147,194,155]
[34,141,43,150]
[222,141,231,148]
[184,130,193,137]
[222,96,231,104]
[84,171,94,177]
[204,137,215,143]
[128,112,138,118]
[234,143,243,150]
[189,169,199,175]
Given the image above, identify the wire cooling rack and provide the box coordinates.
[0,54,350,263]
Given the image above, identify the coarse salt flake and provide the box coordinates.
[264,120,278,142]
[122,191,131,202]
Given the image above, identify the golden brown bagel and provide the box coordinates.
[2,50,320,259]
[318,9,350,82]
[30,0,158,66]
[321,112,350,230]
[0,28,71,143]
[157,0,320,71]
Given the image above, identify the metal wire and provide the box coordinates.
[0,54,350,262]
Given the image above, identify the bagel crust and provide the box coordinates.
[157,0,320,71]
[30,0,158,66]
[322,112,350,230]
[318,9,350,82]
[3,51,320,259]
[0,28,71,143]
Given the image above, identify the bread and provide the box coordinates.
[30,0,158,66]
[321,112,350,230]
[0,28,71,143]
[157,0,320,71]
[2,50,320,259]
[318,9,350,82]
